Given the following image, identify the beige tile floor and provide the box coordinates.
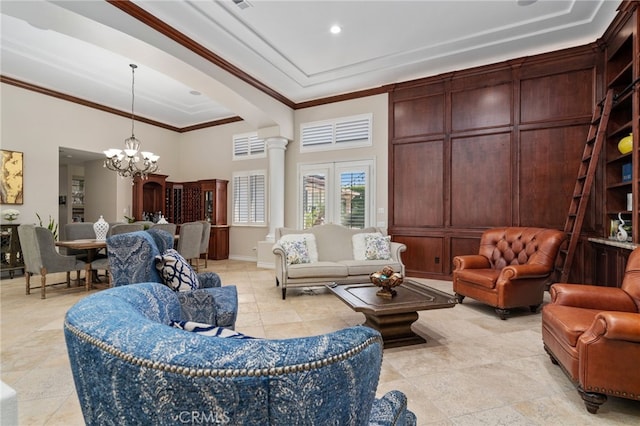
[2,259,640,425]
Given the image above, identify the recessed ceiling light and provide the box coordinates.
[330,25,342,35]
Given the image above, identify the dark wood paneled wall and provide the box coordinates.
[389,45,603,281]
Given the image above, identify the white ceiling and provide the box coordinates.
[1,0,621,132]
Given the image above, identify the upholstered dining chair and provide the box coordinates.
[61,222,94,257]
[108,223,144,236]
[177,221,204,272]
[199,220,211,269]
[64,282,417,426]
[542,248,640,414]
[453,227,566,319]
[18,224,87,299]
[149,222,177,238]
[106,230,235,327]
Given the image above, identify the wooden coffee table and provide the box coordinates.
[326,279,457,348]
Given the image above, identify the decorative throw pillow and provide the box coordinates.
[170,320,255,339]
[352,232,383,260]
[279,233,318,262]
[279,237,311,265]
[154,249,199,292]
[364,234,392,260]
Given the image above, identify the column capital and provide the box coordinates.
[265,137,289,150]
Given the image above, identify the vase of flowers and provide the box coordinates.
[3,209,20,222]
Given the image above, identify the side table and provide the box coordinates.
[1,223,24,278]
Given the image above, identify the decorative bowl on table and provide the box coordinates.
[370,266,403,299]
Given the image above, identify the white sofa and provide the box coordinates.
[273,224,406,299]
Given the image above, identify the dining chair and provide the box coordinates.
[17,224,87,299]
[60,222,96,279]
[150,222,177,237]
[177,221,204,272]
[198,220,211,269]
[108,223,144,236]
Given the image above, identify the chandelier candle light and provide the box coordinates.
[104,64,159,181]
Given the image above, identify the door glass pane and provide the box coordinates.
[339,171,366,229]
[302,174,326,229]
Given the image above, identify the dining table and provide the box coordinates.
[55,239,107,283]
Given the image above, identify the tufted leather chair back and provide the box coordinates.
[621,248,640,311]
[478,227,565,270]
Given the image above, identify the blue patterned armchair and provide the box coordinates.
[64,283,417,426]
[106,230,237,328]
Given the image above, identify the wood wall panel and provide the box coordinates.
[520,69,594,123]
[392,95,444,139]
[389,42,600,280]
[451,84,512,131]
[392,235,444,275]
[519,125,590,228]
[450,236,482,266]
[451,133,512,227]
[393,142,443,226]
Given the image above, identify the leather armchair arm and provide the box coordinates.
[549,283,637,312]
[499,263,552,280]
[581,312,640,344]
[453,255,490,271]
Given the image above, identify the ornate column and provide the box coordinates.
[266,137,288,241]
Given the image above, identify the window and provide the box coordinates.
[233,132,266,160]
[300,114,372,152]
[299,160,374,229]
[233,171,266,226]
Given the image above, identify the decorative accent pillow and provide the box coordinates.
[352,232,383,260]
[154,249,199,292]
[364,234,392,260]
[279,233,318,262]
[170,320,254,339]
[279,238,310,265]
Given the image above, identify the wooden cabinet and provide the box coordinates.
[591,239,631,287]
[1,224,24,278]
[208,225,230,260]
[132,174,168,221]
[603,5,637,242]
[164,178,229,259]
[200,179,227,225]
[165,179,228,225]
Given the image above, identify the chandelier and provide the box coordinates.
[104,64,159,180]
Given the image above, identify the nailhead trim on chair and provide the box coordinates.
[65,321,381,377]
[586,386,638,399]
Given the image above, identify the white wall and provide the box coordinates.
[1,83,389,261]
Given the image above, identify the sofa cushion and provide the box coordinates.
[154,249,200,291]
[542,305,600,347]
[365,234,392,260]
[170,320,254,339]
[339,260,402,276]
[287,261,348,279]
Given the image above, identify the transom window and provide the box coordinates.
[300,114,372,153]
[233,132,266,160]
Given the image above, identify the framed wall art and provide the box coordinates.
[1,150,24,205]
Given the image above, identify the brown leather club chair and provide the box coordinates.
[542,248,640,414]
[453,227,566,319]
